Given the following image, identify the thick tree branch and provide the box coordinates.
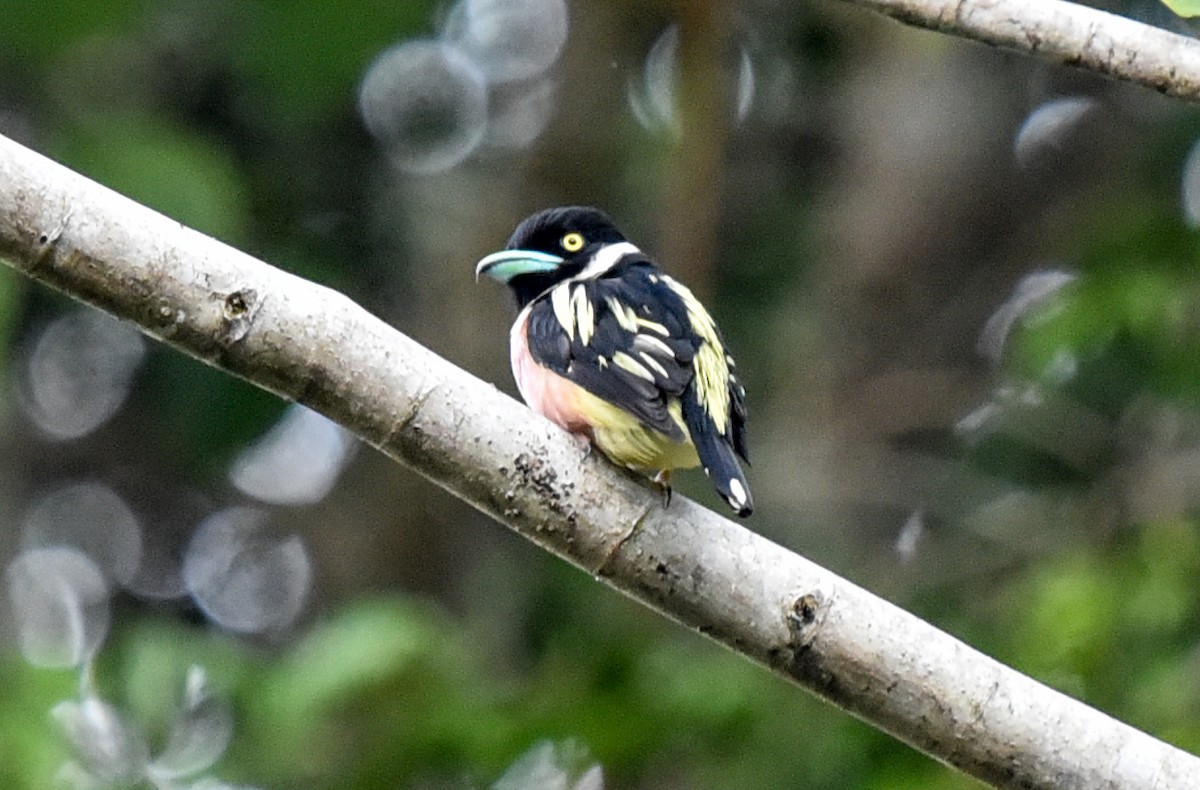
[0,134,1197,788]
[839,0,1200,101]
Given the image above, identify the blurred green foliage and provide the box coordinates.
[1163,0,1200,18]
[4,1,1200,789]
[52,115,251,244]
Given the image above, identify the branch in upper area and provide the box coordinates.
[840,0,1200,101]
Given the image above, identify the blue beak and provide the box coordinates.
[475,249,565,283]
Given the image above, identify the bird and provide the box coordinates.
[475,206,752,517]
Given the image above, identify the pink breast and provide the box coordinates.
[511,315,590,434]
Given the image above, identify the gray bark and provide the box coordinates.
[842,0,1200,102]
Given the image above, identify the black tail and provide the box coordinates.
[682,386,753,517]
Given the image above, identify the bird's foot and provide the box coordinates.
[573,434,594,460]
[652,470,673,509]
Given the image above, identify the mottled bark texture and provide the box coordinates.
[842,0,1200,102]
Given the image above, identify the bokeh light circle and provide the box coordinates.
[21,310,145,441]
[445,0,569,84]
[359,40,488,174]
[1181,135,1200,228]
[1013,96,1098,171]
[183,507,312,634]
[21,480,143,588]
[7,546,111,669]
[229,404,357,506]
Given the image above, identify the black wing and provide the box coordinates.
[524,262,698,442]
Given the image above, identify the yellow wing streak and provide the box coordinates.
[612,351,655,382]
[668,277,731,434]
[632,334,674,359]
[606,296,640,333]
[635,316,669,336]
[638,351,671,379]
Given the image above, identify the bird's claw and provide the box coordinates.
[652,470,672,509]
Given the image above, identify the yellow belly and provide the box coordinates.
[573,387,700,474]
[511,313,698,474]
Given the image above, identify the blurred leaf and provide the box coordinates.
[116,620,249,743]
[1007,213,1200,416]
[0,657,75,789]
[227,1,433,122]
[1014,553,1121,679]
[51,115,249,245]
[492,740,600,790]
[53,761,106,790]
[186,779,263,790]
[148,666,234,781]
[1,0,147,68]
[1163,0,1200,17]
[1128,657,1200,734]
[265,597,441,715]
[1127,520,1199,633]
[51,695,149,785]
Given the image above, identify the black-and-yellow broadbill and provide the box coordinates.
[476,206,752,517]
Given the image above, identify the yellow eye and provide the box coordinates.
[561,232,585,252]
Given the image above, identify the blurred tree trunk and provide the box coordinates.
[659,0,731,300]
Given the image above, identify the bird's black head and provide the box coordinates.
[504,206,626,255]
[476,206,630,307]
